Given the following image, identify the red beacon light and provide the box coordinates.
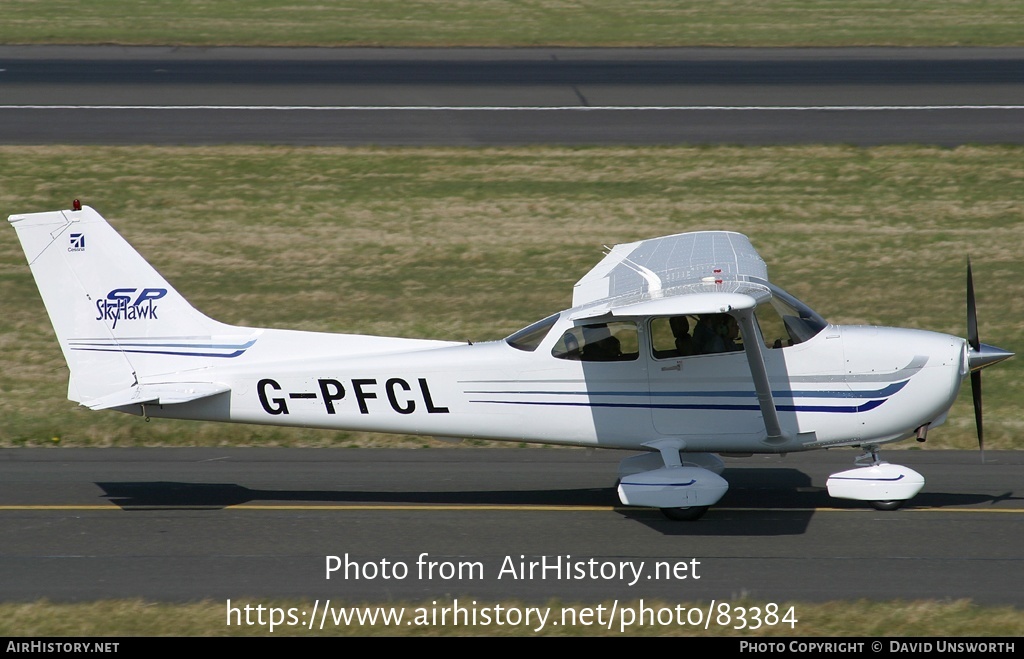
[702,267,724,285]
[72,199,82,211]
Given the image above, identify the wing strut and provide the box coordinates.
[734,310,783,440]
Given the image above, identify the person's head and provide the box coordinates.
[724,315,739,339]
[581,324,611,343]
[669,315,690,337]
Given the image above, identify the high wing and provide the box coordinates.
[571,231,788,441]
[572,231,770,307]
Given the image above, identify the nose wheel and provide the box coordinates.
[855,447,904,510]
[660,506,709,521]
[826,444,924,509]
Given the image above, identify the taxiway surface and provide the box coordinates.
[0,448,1020,605]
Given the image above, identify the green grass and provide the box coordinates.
[1,145,1022,449]
[2,1,1023,47]
[1,598,1020,636]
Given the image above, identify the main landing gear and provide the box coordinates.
[825,444,925,510]
[616,448,728,521]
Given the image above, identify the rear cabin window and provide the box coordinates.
[552,321,639,362]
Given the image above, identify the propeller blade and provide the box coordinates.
[967,257,980,352]
[967,258,984,461]
[964,258,1012,462]
[971,370,984,461]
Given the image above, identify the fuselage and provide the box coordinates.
[143,314,967,454]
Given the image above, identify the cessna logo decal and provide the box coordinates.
[68,233,86,251]
[95,288,167,329]
[257,377,450,416]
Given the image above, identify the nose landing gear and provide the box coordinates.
[826,444,925,510]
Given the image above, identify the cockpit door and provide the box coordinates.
[647,315,767,438]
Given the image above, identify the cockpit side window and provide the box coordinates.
[552,321,639,362]
[505,313,559,352]
[650,316,699,358]
[652,314,745,358]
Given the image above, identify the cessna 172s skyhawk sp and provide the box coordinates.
[9,204,1013,520]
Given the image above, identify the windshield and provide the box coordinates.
[756,283,828,348]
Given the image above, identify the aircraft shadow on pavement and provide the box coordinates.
[94,476,819,536]
[95,481,618,509]
[96,468,817,509]
[95,466,1014,538]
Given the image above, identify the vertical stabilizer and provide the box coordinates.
[8,205,250,406]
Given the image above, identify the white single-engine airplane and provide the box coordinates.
[9,203,1013,519]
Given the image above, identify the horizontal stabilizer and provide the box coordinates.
[84,382,230,410]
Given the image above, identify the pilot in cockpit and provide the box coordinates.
[694,314,742,354]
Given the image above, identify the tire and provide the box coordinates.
[870,500,903,511]
[660,506,709,521]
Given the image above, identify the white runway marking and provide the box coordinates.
[1,104,1023,111]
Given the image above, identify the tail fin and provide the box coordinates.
[8,205,251,408]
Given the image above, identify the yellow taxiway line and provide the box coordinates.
[0,504,1021,513]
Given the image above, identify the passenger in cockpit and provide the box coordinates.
[669,315,695,357]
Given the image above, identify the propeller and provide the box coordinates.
[967,258,984,459]
[965,258,1014,461]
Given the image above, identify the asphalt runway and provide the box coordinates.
[2,46,1023,145]
[0,448,1020,605]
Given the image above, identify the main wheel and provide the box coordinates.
[870,500,902,511]
[660,506,709,521]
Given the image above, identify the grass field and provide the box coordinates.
[1,145,1021,450]
[2,1,1023,47]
